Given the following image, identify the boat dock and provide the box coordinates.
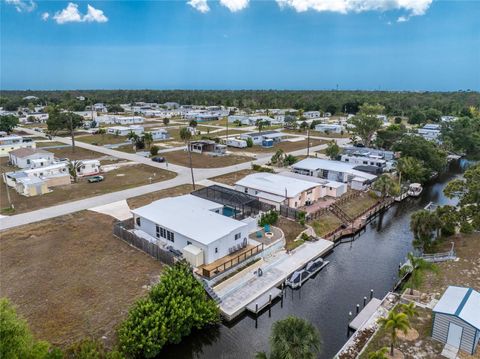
[216,239,334,321]
[246,288,283,314]
[348,298,382,330]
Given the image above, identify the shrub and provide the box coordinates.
[301,232,309,241]
[246,137,253,147]
[150,145,159,156]
[118,262,219,358]
[259,211,279,226]
[251,164,274,173]
[460,221,474,234]
[394,117,402,124]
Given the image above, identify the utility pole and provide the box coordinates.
[4,180,13,210]
[307,129,310,157]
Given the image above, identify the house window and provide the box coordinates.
[244,188,248,193]
[166,231,174,242]
[27,159,31,164]
[215,247,218,253]
[307,190,312,194]
[187,241,192,246]
[136,217,141,226]
[155,225,160,238]
[160,227,166,238]
[235,233,241,240]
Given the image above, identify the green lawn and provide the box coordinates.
[310,214,343,237]
[338,194,379,219]
[77,134,129,145]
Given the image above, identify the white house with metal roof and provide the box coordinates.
[432,286,480,355]
[235,172,323,209]
[131,195,250,266]
[8,148,55,169]
[278,171,347,198]
[291,158,377,190]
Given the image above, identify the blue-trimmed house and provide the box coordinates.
[431,286,480,355]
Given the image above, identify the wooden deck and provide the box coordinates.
[199,243,263,278]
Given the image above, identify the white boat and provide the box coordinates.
[285,258,330,289]
[407,183,423,197]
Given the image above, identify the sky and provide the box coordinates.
[1,0,479,91]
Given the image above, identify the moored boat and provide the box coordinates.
[407,183,423,197]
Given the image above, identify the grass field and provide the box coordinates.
[276,217,305,249]
[48,146,107,161]
[210,169,255,186]
[0,211,163,348]
[310,214,343,237]
[35,141,67,148]
[338,193,379,219]
[77,134,130,145]
[1,164,176,214]
[162,150,251,168]
[127,183,201,209]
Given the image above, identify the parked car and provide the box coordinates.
[151,156,166,163]
[87,175,104,183]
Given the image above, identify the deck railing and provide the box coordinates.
[201,243,264,278]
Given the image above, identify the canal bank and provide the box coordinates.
[161,161,465,359]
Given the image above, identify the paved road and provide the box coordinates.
[0,128,347,231]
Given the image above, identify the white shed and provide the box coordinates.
[432,286,480,355]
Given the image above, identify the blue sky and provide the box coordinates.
[1,0,479,91]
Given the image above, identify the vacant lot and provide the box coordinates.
[310,213,343,237]
[229,138,326,154]
[276,217,305,249]
[127,183,201,209]
[36,141,67,148]
[0,211,162,348]
[1,164,175,214]
[210,169,255,186]
[162,150,251,168]
[77,134,129,145]
[284,129,350,138]
[48,145,106,161]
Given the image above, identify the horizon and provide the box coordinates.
[2,0,479,91]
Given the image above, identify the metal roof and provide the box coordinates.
[433,286,480,330]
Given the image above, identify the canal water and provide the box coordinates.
[163,161,466,359]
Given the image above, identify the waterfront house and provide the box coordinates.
[340,154,387,170]
[235,172,323,209]
[131,194,249,266]
[278,171,347,198]
[0,135,36,157]
[432,286,480,355]
[8,148,55,169]
[291,158,377,190]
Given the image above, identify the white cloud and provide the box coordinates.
[5,0,36,12]
[276,0,432,18]
[41,12,49,21]
[220,0,249,12]
[187,0,210,13]
[83,4,108,23]
[397,15,408,22]
[52,2,108,24]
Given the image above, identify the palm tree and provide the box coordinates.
[126,131,138,143]
[180,127,195,190]
[377,311,410,356]
[410,210,442,247]
[396,156,426,184]
[368,347,389,359]
[373,174,400,199]
[143,132,153,149]
[400,302,418,320]
[256,316,320,359]
[404,252,437,295]
[67,160,83,183]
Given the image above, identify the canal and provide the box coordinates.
[164,161,466,359]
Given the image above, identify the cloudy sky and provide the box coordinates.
[1,0,479,90]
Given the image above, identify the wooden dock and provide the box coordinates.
[246,288,282,314]
[349,298,382,330]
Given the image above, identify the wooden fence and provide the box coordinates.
[113,220,176,266]
[280,205,301,220]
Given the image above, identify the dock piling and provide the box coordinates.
[356,304,360,314]
[370,289,374,299]
[363,296,367,307]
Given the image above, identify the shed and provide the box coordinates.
[432,286,480,355]
[182,244,204,267]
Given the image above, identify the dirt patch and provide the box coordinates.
[127,184,202,209]
[276,217,305,249]
[162,150,251,168]
[1,164,176,214]
[419,233,480,295]
[0,211,162,348]
[210,169,256,186]
[360,307,443,359]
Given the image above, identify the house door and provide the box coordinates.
[447,322,463,348]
